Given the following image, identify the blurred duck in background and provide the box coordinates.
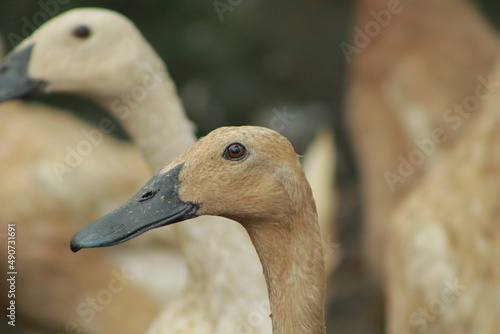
[0,8,337,333]
[346,0,499,283]
[0,29,162,333]
[0,100,159,334]
[302,129,338,275]
[386,51,500,334]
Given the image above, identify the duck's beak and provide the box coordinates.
[0,44,47,102]
[70,163,199,252]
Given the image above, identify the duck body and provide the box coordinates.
[386,54,500,334]
[347,0,500,279]
[0,100,159,333]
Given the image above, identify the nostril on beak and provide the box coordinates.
[139,190,157,202]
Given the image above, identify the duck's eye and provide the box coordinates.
[223,143,247,161]
[72,25,91,39]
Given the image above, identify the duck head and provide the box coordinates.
[0,8,165,103]
[71,126,311,252]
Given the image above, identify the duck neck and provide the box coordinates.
[96,66,196,171]
[246,208,326,334]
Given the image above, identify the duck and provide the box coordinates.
[0,100,159,333]
[0,31,164,333]
[385,52,500,333]
[346,0,500,281]
[0,8,337,333]
[71,126,327,334]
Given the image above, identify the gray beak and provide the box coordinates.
[70,163,199,252]
[0,44,47,102]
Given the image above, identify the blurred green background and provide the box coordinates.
[1,0,500,333]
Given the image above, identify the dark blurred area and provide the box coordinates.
[0,0,348,149]
[1,0,500,333]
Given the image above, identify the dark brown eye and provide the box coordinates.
[72,25,91,39]
[223,143,247,161]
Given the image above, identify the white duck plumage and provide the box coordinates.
[0,100,159,333]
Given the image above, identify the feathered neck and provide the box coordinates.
[93,63,196,171]
[246,175,326,334]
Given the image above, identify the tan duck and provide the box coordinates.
[385,52,500,333]
[346,0,500,280]
[71,126,327,334]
